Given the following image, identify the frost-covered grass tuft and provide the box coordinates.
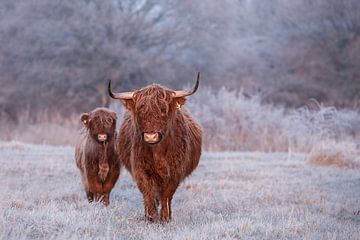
[307,141,360,168]
[1,142,359,239]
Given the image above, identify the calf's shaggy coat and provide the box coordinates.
[109,74,202,222]
[75,107,120,206]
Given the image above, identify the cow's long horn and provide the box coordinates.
[173,72,200,98]
[108,80,134,100]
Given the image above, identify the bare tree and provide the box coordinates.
[277,0,360,105]
[0,0,197,120]
[1,0,360,124]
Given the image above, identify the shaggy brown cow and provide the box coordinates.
[75,107,120,206]
[108,73,202,223]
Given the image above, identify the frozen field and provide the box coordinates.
[0,141,359,239]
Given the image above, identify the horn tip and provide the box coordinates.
[108,80,116,99]
[194,72,200,92]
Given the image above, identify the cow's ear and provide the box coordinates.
[174,97,186,109]
[123,99,135,111]
[80,113,90,127]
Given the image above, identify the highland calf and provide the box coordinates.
[75,107,120,206]
[109,73,202,222]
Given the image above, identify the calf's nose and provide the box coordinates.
[97,134,107,142]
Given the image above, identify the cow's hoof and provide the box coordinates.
[160,216,171,223]
[146,214,159,223]
[160,219,170,224]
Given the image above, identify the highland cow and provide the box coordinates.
[108,73,202,222]
[75,107,120,206]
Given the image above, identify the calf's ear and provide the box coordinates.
[174,97,186,109]
[111,112,117,121]
[80,113,90,127]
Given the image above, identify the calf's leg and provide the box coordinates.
[86,191,94,203]
[101,164,120,207]
[103,193,110,206]
[80,173,94,203]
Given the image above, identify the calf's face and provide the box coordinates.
[81,109,117,143]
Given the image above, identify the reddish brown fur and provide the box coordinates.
[75,107,120,206]
[117,84,202,222]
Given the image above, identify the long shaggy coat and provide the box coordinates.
[75,107,120,206]
[117,85,202,222]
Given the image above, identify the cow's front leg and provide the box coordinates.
[160,181,179,223]
[135,171,159,223]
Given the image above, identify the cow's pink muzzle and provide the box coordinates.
[143,132,162,144]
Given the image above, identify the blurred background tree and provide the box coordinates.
[0,0,360,124]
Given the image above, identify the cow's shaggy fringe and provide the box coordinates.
[1,87,360,161]
[132,84,174,116]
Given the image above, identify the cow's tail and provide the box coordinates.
[98,143,109,182]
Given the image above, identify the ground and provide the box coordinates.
[0,141,359,239]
